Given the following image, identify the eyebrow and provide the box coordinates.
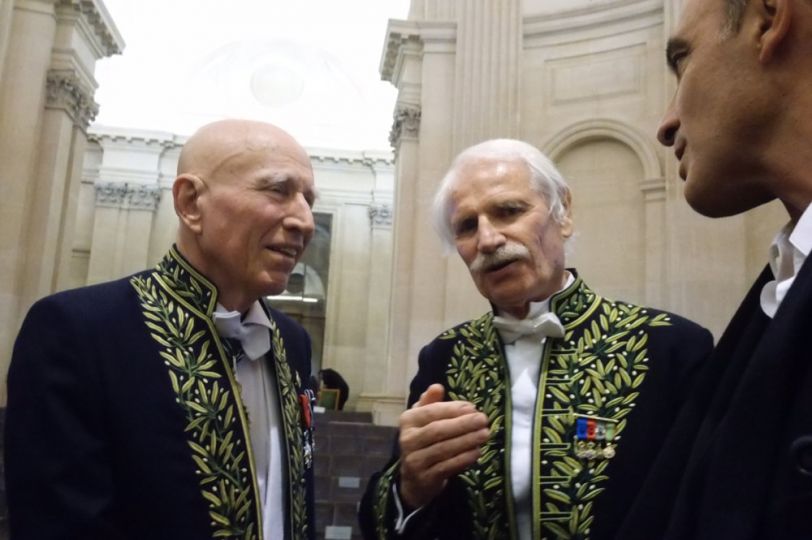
[257,174,318,204]
[665,37,690,74]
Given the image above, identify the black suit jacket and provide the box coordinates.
[5,247,315,540]
[618,259,812,540]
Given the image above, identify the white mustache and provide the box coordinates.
[469,242,530,273]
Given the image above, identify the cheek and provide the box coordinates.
[531,232,564,272]
[456,242,476,267]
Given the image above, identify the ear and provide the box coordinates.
[559,189,574,239]
[173,174,206,233]
[758,0,791,63]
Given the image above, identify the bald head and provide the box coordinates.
[178,119,310,182]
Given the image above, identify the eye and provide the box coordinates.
[495,202,526,219]
[453,217,477,237]
[672,53,688,76]
[257,179,291,199]
[666,39,691,78]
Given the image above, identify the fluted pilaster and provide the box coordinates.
[452,0,521,150]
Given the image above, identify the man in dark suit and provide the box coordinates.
[5,119,318,539]
[359,139,713,539]
[616,1,812,538]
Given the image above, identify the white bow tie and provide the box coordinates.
[492,311,565,345]
[212,310,271,361]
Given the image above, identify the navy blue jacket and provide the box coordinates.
[5,247,315,540]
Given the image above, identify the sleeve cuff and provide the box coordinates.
[392,482,424,534]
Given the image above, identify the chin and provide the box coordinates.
[686,190,760,219]
[258,277,289,297]
[488,289,530,312]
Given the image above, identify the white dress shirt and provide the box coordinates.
[213,301,285,540]
[393,272,573,537]
[499,272,573,540]
[760,204,812,318]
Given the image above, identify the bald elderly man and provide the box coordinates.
[5,119,317,540]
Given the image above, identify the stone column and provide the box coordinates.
[17,0,123,307]
[0,0,15,77]
[86,181,162,285]
[0,0,59,403]
[356,202,399,424]
[451,0,521,149]
[379,103,422,423]
[19,70,99,310]
[0,0,122,404]
[437,0,523,328]
[86,131,178,284]
[641,177,667,308]
[374,22,427,422]
[378,7,524,421]
[148,144,183,266]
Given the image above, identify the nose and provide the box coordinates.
[283,193,315,236]
[657,96,680,147]
[476,216,505,254]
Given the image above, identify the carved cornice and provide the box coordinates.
[380,20,455,84]
[309,152,394,169]
[45,69,99,130]
[95,182,128,207]
[128,184,162,210]
[95,182,161,211]
[57,0,124,57]
[88,128,184,151]
[380,22,422,83]
[389,104,421,151]
[368,204,394,228]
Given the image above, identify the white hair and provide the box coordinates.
[431,138,571,252]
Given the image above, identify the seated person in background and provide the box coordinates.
[320,367,350,410]
[358,139,713,540]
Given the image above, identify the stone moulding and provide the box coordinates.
[94,181,161,211]
[368,204,394,228]
[543,117,664,195]
[57,0,124,57]
[45,69,99,130]
[389,104,421,151]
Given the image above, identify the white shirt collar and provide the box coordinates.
[788,204,812,259]
[214,300,273,329]
[214,300,284,539]
[760,203,812,317]
[495,271,575,322]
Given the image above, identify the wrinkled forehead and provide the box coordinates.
[449,156,533,199]
[180,121,311,179]
[215,139,312,178]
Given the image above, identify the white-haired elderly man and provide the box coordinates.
[359,139,713,540]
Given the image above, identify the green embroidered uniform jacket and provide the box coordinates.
[359,273,712,540]
[6,247,315,540]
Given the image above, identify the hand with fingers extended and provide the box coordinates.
[398,383,491,510]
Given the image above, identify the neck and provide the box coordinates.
[174,240,255,314]
[496,271,572,319]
